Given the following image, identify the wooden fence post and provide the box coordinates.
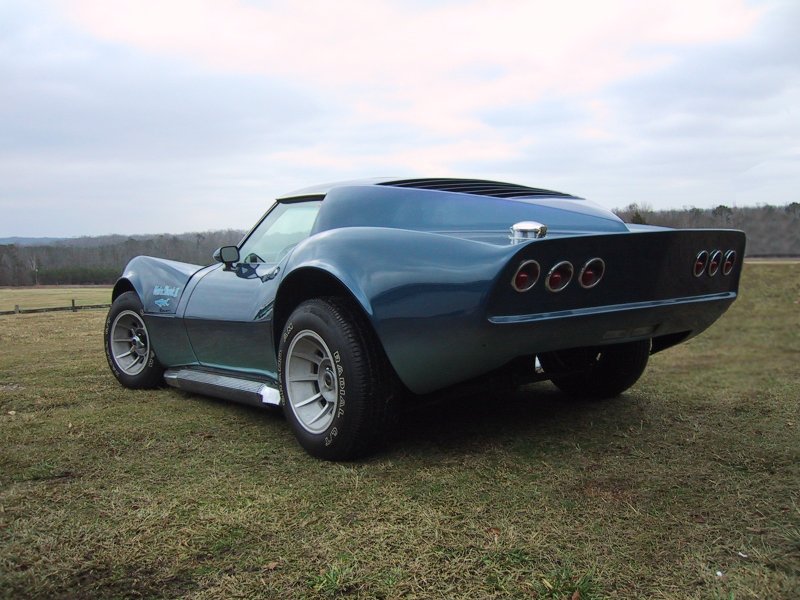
[71,299,77,312]
[14,304,20,314]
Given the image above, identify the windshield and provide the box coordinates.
[239,201,322,264]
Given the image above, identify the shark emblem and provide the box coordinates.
[154,298,171,309]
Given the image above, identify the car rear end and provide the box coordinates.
[485,228,746,356]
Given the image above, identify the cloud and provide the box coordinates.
[60,0,761,133]
[0,2,334,234]
[0,0,797,236]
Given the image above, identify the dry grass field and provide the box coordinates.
[1,265,798,599]
[0,287,112,312]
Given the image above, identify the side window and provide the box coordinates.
[239,201,322,264]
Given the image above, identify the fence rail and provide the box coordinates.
[0,300,111,316]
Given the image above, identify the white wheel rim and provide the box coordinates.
[110,310,150,376]
[286,329,339,433]
[285,330,338,434]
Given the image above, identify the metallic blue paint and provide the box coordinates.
[182,262,280,375]
[118,256,202,314]
[112,179,746,396]
[312,185,629,235]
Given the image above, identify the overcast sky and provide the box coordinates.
[1,0,798,237]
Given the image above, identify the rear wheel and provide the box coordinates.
[104,291,164,389]
[539,340,650,399]
[279,297,395,460]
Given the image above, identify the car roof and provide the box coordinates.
[277,177,578,201]
[277,177,395,200]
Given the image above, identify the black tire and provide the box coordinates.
[104,291,164,389]
[539,340,651,399]
[278,297,395,461]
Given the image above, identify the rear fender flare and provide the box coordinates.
[273,265,374,358]
[277,228,513,394]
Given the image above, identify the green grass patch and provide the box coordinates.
[0,286,112,311]
[1,264,798,598]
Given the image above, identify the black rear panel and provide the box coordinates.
[487,229,746,318]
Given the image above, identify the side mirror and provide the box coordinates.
[213,246,240,270]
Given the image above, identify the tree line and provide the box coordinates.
[1,203,797,286]
[613,202,800,257]
[0,230,244,286]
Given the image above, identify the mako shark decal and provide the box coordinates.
[154,285,181,297]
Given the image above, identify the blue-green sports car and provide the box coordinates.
[105,178,745,460]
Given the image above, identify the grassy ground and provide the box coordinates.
[0,265,798,599]
[0,287,112,312]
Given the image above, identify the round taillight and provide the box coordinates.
[693,251,709,277]
[722,250,736,276]
[708,250,722,276]
[579,258,605,289]
[511,260,540,292]
[546,261,573,292]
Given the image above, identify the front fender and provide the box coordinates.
[115,256,204,314]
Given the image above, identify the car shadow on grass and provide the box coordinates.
[169,382,648,461]
[387,381,647,459]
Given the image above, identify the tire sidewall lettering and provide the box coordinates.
[324,426,338,446]
[333,349,346,419]
[280,309,350,449]
[277,346,285,406]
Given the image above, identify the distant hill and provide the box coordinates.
[613,202,800,257]
[1,202,797,286]
[0,229,246,286]
[1,232,248,248]
[0,237,64,246]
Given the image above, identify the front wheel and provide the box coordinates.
[104,291,164,389]
[279,297,395,461]
[539,340,651,399]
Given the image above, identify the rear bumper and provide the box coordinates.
[380,289,736,395]
[488,290,736,357]
[489,291,735,329]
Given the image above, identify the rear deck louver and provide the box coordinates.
[380,178,576,199]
